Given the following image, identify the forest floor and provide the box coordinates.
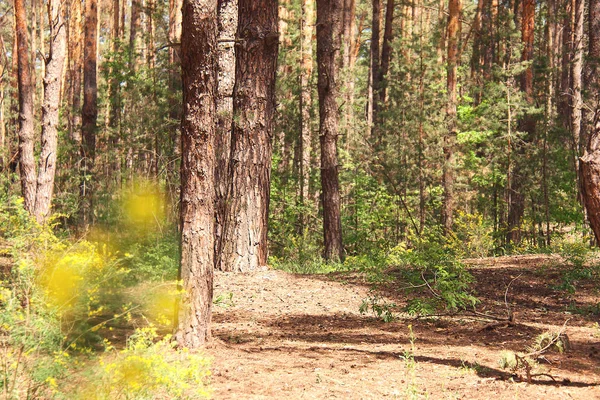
[206,255,600,399]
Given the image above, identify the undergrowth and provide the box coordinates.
[0,195,210,399]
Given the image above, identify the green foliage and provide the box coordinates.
[547,236,599,293]
[77,327,211,400]
[390,229,479,315]
[359,293,396,322]
[0,197,206,399]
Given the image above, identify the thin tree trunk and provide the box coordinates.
[317,0,344,262]
[368,0,380,136]
[571,0,584,196]
[218,0,279,272]
[81,0,98,227]
[0,37,8,171]
[507,0,535,244]
[15,0,36,213]
[69,0,83,144]
[558,0,573,126]
[214,0,237,267]
[299,0,314,229]
[341,0,355,132]
[129,0,142,69]
[378,0,394,105]
[176,0,218,348]
[167,0,183,220]
[34,0,67,223]
[442,0,461,232]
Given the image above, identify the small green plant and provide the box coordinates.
[359,293,396,322]
[529,331,571,354]
[400,325,422,399]
[499,324,570,382]
[213,291,235,308]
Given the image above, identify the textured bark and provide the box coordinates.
[34,0,67,223]
[129,0,142,68]
[214,0,237,267]
[442,0,461,232]
[106,0,121,184]
[218,0,278,272]
[167,0,183,218]
[378,0,394,105]
[0,37,7,170]
[81,0,98,227]
[317,0,344,262]
[69,0,83,144]
[571,0,584,178]
[177,0,217,348]
[341,0,355,131]
[15,0,36,213]
[507,0,535,244]
[558,0,573,125]
[368,0,380,133]
[581,0,600,243]
[299,0,314,216]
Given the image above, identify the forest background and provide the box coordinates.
[0,0,599,397]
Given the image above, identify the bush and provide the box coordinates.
[389,228,479,315]
[76,327,211,400]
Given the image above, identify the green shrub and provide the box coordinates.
[389,228,479,315]
[77,327,211,400]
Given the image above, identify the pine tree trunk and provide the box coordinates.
[15,0,36,214]
[81,0,98,227]
[368,0,380,135]
[558,0,573,126]
[341,0,355,131]
[581,0,600,242]
[507,0,535,244]
[69,0,83,144]
[442,0,461,232]
[129,0,142,68]
[299,0,314,227]
[317,0,344,262]
[571,0,584,193]
[34,0,67,223]
[177,0,218,348]
[167,0,183,219]
[214,0,237,267]
[218,0,278,272]
[378,0,394,105]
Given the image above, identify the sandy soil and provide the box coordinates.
[207,255,600,399]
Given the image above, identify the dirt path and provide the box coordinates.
[207,256,600,399]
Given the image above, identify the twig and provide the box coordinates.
[504,274,522,321]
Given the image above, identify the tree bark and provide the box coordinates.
[442,0,461,232]
[378,0,394,105]
[177,0,218,348]
[167,0,183,219]
[341,0,355,134]
[214,0,237,267]
[368,0,380,135]
[129,0,142,69]
[581,0,600,242]
[217,0,279,272]
[299,0,314,225]
[507,0,535,244]
[34,0,67,223]
[69,0,83,144]
[571,0,584,192]
[317,0,344,262]
[15,0,36,214]
[81,0,98,227]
